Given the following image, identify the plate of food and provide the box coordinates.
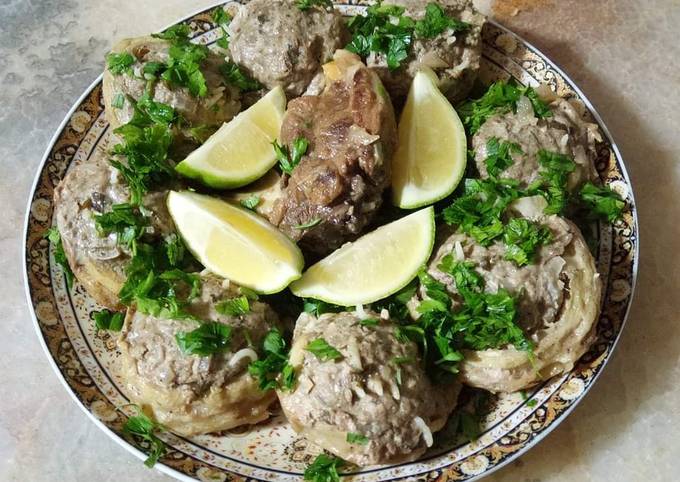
[23,0,638,481]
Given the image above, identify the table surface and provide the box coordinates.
[1,1,678,481]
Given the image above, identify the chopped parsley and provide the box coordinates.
[346,432,369,445]
[152,24,192,42]
[248,328,296,391]
[293,218,322,230]
[305,338,343,361]
[372,278,417,320]
[529,149,576,214]
[303,298,344,317]
[175,322,232,356]
[391,355,415,365]
[106,52,135,75]
[186,124,216,144]
[526,398,538,408]
[212,8,232,49]
[414,2,470,38]
[220,61,262,92]
[457,81,552,135]
[239,195,261,211]
[93,309,124,332]
[112,92,125,109]
[502,218,552,266]
[359,317,380,327]
[123,406,167,468]
[216,295,250,316]
[297,0,332,10]
[44,227,74,289]
[484,137,522,178]
[304,454,344,482]
[94,203,148,253]
[274,136,309,175]
[578,181,625,222]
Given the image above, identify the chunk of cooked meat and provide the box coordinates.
[426,209,601,393]
[228,0,349,97]
[102,36,240,129]
[53,141,174,309]
[278,311,459,466]
[268,50,397,256]
[365,0,485,102]
[118,274,280,435]
[472,95,601,189]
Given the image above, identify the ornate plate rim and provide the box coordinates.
[22,2,640,480]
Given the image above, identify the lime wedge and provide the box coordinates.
[175,86,286,189]
[289,207,435,306]
[391,68,467,209]
[167,191,303,293]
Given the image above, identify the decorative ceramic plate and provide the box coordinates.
[23,2,638,481]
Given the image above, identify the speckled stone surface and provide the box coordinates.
[1,1,678,481]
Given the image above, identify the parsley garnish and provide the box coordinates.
[457,81,552,134]
[239,195,261,211]
[93,309,124,331]
[391,355,415,365]
[359,317,380,327]
[578,181,625,222]
[526,398,538,407]
[152,24,192,42]
[346,432,369,445]
[175,322,232,356]
[94,203,148,253]
[305,338,343,361]
[216,295,250,316]
[303,299,344,317]
[273,137,309,175]
[294,218,322,230]
[220,61,262,92]
[112,93,125,109]
[502,218,552,266]
[529,149,576,214]
[304,454,344,482]
[106,52,135,75]
[212,8,232,49]
[346,2,415,70]
[44,227,74,289]
[248,329,296,391]
[123,406,167,468]
[372,279,417,320]
[414,2,470,38]
[484,137,522,178]
[297,0,332,11]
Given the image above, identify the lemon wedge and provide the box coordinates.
[290,207,435,306]
[175,86,286,189]
[167,191,303,293]
[391,68,467,209]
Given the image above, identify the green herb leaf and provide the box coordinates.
[176,322,232,356]
[239,195,261,211]
[212,8,232,49]
[44,227,75,289]
[293,218,322,230]
[248,328,296,391]
[93,309,125,332]
[484,137,522,178]
[579,181,625,222]
[530,149,576,214]
[216,295,250,316]
[304,454,344,482]
[391,355,415,365]
[106,52,135,75]
[94,203,149,253]
[303,299,344,317]
[123,406,167,467]
[346,432,369,445]
[414,2,470,38]
[187,124,216,144]
[220,61,262,92]
[297,0,332,11]
[274,136,309,175]
[502,218,552,266]
[359,317,380,327]
[112,93,125,109]
[526,398,538,407]
[305,338,343,361]
[152,24,191,41]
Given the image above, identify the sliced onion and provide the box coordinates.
[454,241,465,261]
[355,304,366,319]
[414,416,433,447]
[228,348,258,368]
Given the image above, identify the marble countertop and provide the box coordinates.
[1,1,678,481]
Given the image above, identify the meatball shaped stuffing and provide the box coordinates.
[426,212,601,393]
[53,142,174,309]
[473,95,601,190]
[228,0,349,97]
[118,275,280,435]
[278,311,459,466]
[268,50,397,256]
[365,0,485,102]
[102,36,240,130]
